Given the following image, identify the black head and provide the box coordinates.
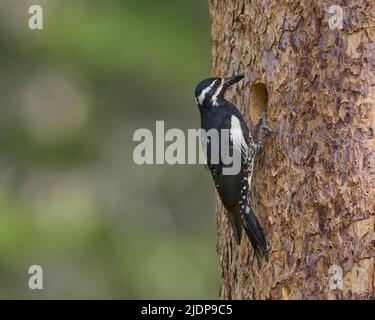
[194,75,244,108]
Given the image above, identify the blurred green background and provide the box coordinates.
[0,0,218,298]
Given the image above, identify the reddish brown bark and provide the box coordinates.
[210,0,375,299]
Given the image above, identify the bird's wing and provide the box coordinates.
[229,114,251,160]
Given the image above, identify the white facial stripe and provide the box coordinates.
[230,115,248,156]
[197,80,216,105]
[211,79,224,106]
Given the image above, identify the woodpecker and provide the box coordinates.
[194,75,271,261]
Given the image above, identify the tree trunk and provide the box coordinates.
[209,0,375,299]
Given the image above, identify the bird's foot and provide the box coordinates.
[257,112,275,146]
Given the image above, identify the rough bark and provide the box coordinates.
[209,0,375,299]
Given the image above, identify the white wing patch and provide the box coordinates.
[230,115,248,156]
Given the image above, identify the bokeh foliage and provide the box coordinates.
[0,0,218,298]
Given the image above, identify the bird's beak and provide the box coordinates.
[223,75,244,88]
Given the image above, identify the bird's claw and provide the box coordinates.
[260,112,276,135]
[260,124,273,133]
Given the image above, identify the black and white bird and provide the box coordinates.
[194,75,271,261]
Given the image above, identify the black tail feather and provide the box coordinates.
[227,209,242,245]
[243,205,269,262]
